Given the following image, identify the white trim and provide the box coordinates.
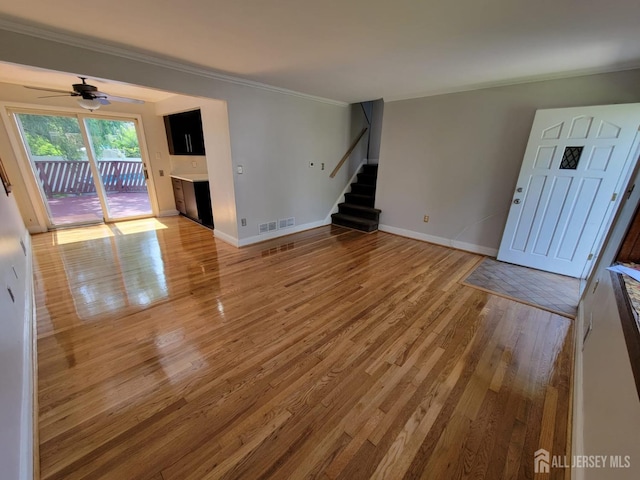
[571,304,585,480]
[237,219,330,247]
[158,209,179,217]
[0,19,348,107]
[384,63,640,103]
[213,229,239,247]
[27,225,47,234]
[19,233,34,480]
[378,224,498,256]
[323,159,367,224]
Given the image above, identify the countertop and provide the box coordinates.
[170,173,209,183]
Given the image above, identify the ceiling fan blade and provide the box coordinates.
[25,85,75,95]
[101,94,144,104]
[97,98,111,106]
[38,94,73,99]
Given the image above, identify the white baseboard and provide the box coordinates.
[158,209,179,217]
[20,233,34,480]
[324,159,366,224]
[378,224,498,257]
[213,229,239,247]
[237,219,330,247]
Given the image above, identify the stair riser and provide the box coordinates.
[357,174,377,186]
[351,184,375,195]
[345,194,375,207]
[362,164,379,175]
[338,205,380,221]
[332,215,378,232]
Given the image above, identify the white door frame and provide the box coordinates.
[0,102,161,230]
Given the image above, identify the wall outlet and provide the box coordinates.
[423,215,429,223]
[241,218,247,226]
[321,163,325,170]
[191,161,198,168]
[159,169,164,176]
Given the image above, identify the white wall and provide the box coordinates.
[377,69,640,255]
[0,28,366,245]
[0,183,34,480]
[574,160,640,479]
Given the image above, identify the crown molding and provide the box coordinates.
[384,62,640,103]
[0,17,349,107]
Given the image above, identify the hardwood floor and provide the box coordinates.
[32,217,574,480]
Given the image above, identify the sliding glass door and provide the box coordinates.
[84,118,152,220]
[14,111,152,227]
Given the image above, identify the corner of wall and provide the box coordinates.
[378,224,498,257]
[20,232,35,480]
[213,228,239,247]
[571,303,585,480]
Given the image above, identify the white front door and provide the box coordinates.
[497,104,640,278]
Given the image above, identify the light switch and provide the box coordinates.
[237,165,244,174]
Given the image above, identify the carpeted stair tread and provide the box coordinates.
[331,213,378,232]
[338,203,381,214]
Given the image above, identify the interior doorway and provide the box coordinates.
[12,110,153,227]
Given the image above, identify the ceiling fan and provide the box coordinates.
[24,76,144,111]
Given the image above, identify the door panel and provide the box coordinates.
[84,118,152,220]
[14,113,104,226]
[497,104,640,277]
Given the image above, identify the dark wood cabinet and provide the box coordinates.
[171,177,213,228]
[164,109,206,156]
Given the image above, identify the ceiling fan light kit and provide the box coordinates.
[24,76,144,111]
[77,97,102,111]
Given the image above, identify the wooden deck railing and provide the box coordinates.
[34,160,147,195]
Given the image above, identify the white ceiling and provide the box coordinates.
[0,0,639,103]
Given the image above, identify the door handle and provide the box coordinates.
[513,199,521,204]
[185,134,189,152]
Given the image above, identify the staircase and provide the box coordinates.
[331,164,381,232]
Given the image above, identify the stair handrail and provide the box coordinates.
[329,127,368,178]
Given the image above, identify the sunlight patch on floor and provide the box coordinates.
[52,218,168,245]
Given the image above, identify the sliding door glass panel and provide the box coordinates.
[16,113,104,226]
[84,118,152,219]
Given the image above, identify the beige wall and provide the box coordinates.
[376,69,640,254]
